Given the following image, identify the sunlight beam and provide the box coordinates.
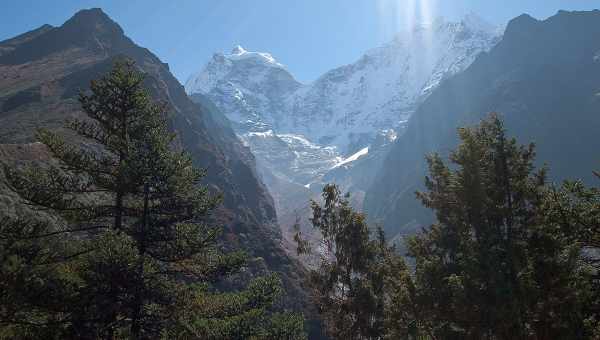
[377,0,438,38]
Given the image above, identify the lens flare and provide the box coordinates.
[377,0,437,38]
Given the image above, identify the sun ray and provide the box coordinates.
[402,0,417,33]
[376,0,439,42]
[420,0,436,26]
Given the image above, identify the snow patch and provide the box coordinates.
[247,130,275,138]
[226,45,284,68]
[332,147,369,169]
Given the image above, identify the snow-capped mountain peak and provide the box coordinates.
[186,14,502,186]
[226,45,285,68]
[231,45,246,54]
[184,46,293,97]
[185,46,301,133]
[186,16,503,251]
[277,15,501,153]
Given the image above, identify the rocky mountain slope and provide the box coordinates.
[365,10,600,242]
[0,8,309,314]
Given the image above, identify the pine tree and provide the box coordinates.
[2,60,305,339]
[295,184,408,340]
[540,172,600,337]
[0,216,82,338]
[398,114,594,339]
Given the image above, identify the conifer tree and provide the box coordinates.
[398,114,593,339]
[540,172,600,337]
[295,184,408,340]
[3,60,305,339]
[0,216,82,338]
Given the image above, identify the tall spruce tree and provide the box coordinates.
[393,114,594,339]
[2,61,305,339]
[295,184,409,340]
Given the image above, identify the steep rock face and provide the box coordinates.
[0,8,308,311]
[365,10,600,241]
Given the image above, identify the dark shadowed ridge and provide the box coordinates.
[0,24,54,57]
[365,9,600,241]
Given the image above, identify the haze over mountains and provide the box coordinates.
[185,14,502,245]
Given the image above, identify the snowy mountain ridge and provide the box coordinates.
[186,45,301,135]
[185,14,502,257]
[186,14,501,155]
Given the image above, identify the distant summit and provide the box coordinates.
[185,45,299,131]
[222,45,284,67]
[185,14,502,254]
[187,14,501,153]
[63,8,122,32]
[0,8,137,66]
[231,45,246,54]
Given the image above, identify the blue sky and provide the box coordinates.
[1,0,598,83]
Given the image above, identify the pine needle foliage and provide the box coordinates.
[296,184,409,340]
[396,114,596,339]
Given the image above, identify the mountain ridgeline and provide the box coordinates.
[365,10,600,240]
[186,17,500,154]
[185,16,501,253]
[0,8,309,314]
